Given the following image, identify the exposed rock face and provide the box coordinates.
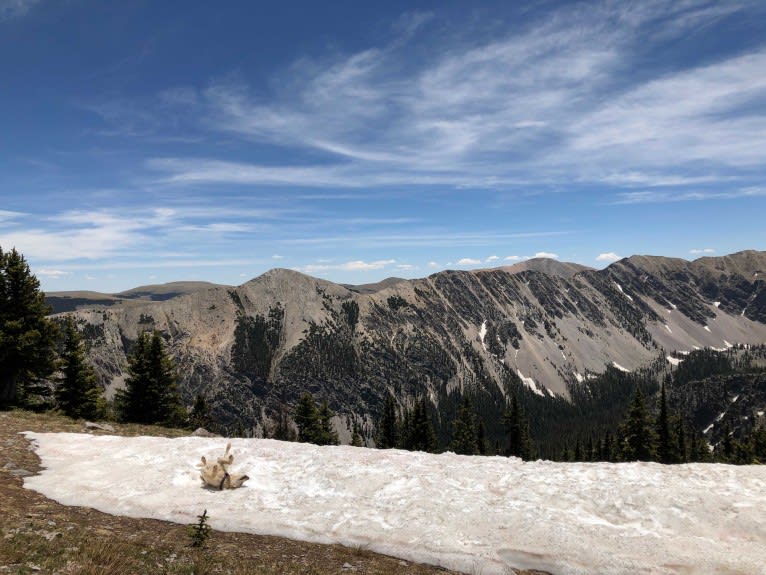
[48,251,766,430]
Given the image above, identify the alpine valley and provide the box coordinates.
[45,250,766,456]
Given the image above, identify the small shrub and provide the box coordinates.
[188,509,212,548]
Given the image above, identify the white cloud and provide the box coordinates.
[504,255,522,261]
[302,259,397,274]
[534,252,558,259]
[0,0,39,21]
[271,254,284,260]
[485,255,500,262]
[614,187,766,204]
[0,209,25,222]
[596,252,621,263]
[396,264,415,271]
[690,248,715,254]
[169,2,764,195]
[427,261,440,268]
[36,269,70,278]
[457,258,482,265]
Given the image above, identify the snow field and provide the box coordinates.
[24,432,766,575]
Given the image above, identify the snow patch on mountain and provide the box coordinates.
[612,362,630,373]
[517,370,545,397]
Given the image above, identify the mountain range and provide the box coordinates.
[45,250,766,443]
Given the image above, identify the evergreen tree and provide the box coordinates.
[689,431,712,462]
[619,387,656,461]
[675,416,688,463]
[574,438,583,462]
[749,426,766,463]
[451,396,479,455]
[378,392,399,449]
[476,420,488,455]
[350,421,364,447]
[189,394,214,431]
[502,391,532,460]
[655,378,675,464]
[317,398,340,445]
[270,403,296,441]
[0,247,58,408]
[55,315,104,419]
[115,331,185,426]
[402,396,437,453]
[717,422,735,463]
[294,392,320,443]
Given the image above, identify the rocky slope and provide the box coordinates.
[47,251,766,436]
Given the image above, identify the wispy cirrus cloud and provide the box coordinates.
[141,1,766,195]
[614,187,766,204]
[300,259,397,274]
[0,0,39,21]
[690,248,716,255]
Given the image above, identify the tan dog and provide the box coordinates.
[197,443,249,490]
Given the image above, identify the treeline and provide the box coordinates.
[0,246,201,429]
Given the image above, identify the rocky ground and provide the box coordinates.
[0,410,549,575]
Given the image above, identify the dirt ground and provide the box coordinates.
[0,410,550,575]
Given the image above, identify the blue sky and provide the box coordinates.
[1,0,765,293]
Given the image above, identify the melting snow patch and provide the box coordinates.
[716,411,726,422]
[704,326,711,332]
[664,324,672,334]
[714,301,721,308]
[758,411,764,417]
[666,356,682,366]
[574,372,585,384]
[23,433,766,575]
[612,362,630,373]
[614,282,633,301]
[703,423,714,434]
[723,340,733,349]
[731,395,740,403]
[479,320,487,351]
[517,370,545,397]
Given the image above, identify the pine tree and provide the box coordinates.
[451,396,479,455]
[317,398,340,445]
[378,392,399,449]
[717,422,735,463]
[350,421,364,447]
[189,394,214,431]
[270,403,296,441]
[55,315,104,419]
[0,247,58,408]
[655,378,675,464]
[502,391,532,460]
[619,387,657,461]
[749,426,766,463]
[402,396,437,453]
[574,438,583,462]
[294,392,320,443]
[675,416,688,463]
[115,331,185,426]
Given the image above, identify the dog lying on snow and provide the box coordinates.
[197,443,249,490]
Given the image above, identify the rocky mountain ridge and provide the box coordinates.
[47,251,766,436]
